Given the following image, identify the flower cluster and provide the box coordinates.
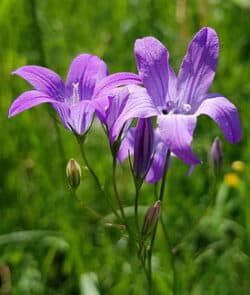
[9,27,242,182]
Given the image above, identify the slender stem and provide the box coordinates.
[148,149,171,294]
[77,136,121,222]
[111,156,138,244]
[160,217,177,294]
[134,184,141,234]
[71,189,103,219]
[141,256,151,290]
[79,140,102,189]
[159,150,171,202]
[71,189,126,230]
[112,157,126,222]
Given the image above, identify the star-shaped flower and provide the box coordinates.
[113,27,242,164]
[9,54,141,135]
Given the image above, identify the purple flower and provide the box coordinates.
[9,54,141,135]
[93,87,131,145]
[93,85,153,146]
[113,27,242,165]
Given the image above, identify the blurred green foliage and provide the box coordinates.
[0,0,250,294]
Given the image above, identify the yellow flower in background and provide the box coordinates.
[224,173,240,188]
[232,161,245,172]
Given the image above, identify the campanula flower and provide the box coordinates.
[113,27,242,165]
[9,54,141,135]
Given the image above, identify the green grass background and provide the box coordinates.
[0,0,250,294]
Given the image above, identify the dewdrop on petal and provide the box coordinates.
[141,200,161,238]
[66,159,81,189]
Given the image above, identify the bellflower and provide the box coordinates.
[113,27,242,165]
[8,54,141,135]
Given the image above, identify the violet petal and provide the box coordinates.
[112,86,159,141]
[69,100,95,135]
[157,114,201,165]
[195,94,242,144]
[8,90,64,117]
[134,36,170,108]
[177,27,219,106]
[66,54,108,101]
[12,66,65,100]
[117,129,135,163]
[145,130,171,183]
[93,72,142,100]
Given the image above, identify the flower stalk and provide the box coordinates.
[76,134,121,222]
[147,149,173,294]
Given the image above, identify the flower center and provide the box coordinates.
[71,82,80,105]
[181,103,192,113]
[162,101,192,115]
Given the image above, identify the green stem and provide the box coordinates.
[134,184,141,235]
[71,189,125,230]
[160,217,177,294]
[112,157,126,222]
[148,149,171,294]
[77,136,121,222]
[111,157,137,242]
[71,189,103,219]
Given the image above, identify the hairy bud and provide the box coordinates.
[141,200,161,238]
[66,159,81,189]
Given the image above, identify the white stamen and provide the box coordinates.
[72,82,80,105]
[181,103,191,113]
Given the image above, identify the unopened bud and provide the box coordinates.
[141,200,161,238]
[66,159,81,189]
[210,137,223,175]
[133,118,154,179]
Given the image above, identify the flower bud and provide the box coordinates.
[210,137,223,175]
[66,159,81,189]
[133,118,154,179]
[141,200,161,238]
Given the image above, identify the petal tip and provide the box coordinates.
[8,110,14,118]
